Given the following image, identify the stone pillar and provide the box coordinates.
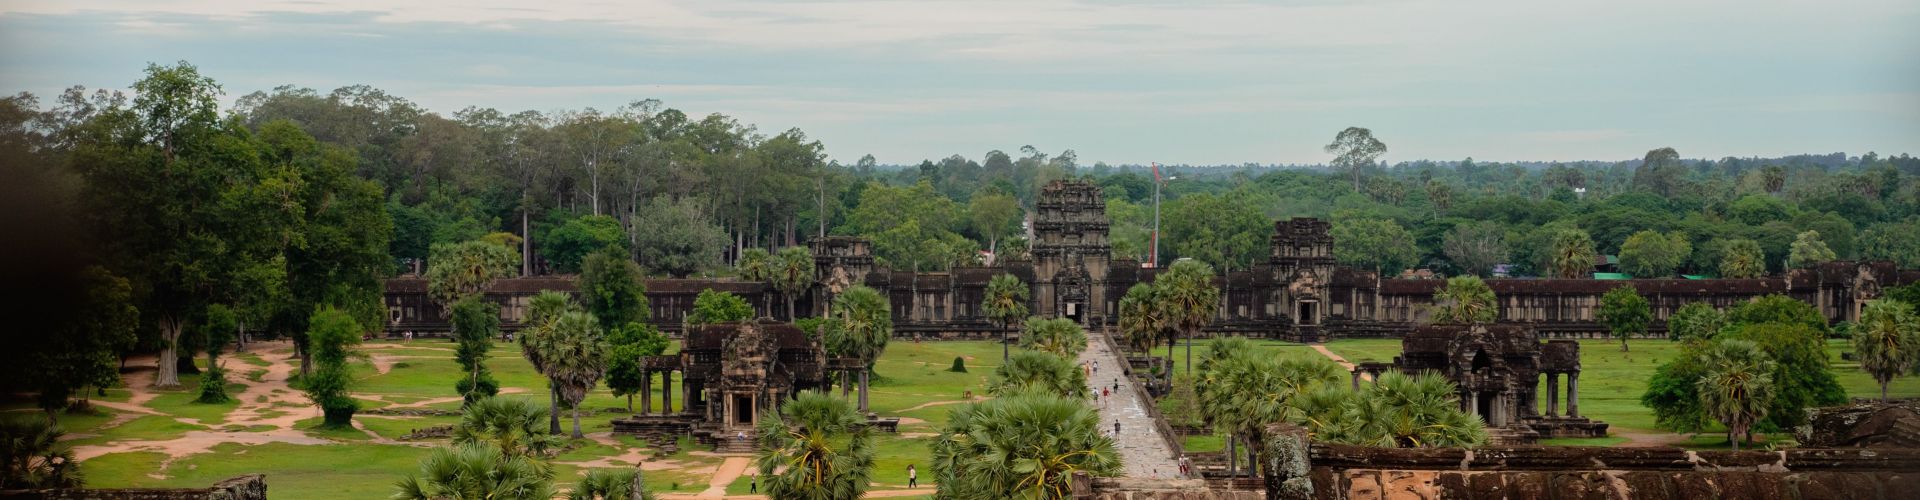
[1566,372,1579,418]
[1545,373,1559,417]
[1470,391,1482,423]
[641,370,652,415]
[1351,370,1361,391]
[662,371,673,415]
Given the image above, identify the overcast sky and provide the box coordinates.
[2,0,1916,165]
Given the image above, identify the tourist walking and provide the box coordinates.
[908,464,918,488]
[1114,420,1122,435]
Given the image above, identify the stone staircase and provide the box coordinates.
[1486,426,1539,446]
[713,430,759,454]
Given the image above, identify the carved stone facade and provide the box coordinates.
[611,320,837,449]
[1032,180,1112,326]
[1363,324,1606,443]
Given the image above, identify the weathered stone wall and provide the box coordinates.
[1260,434,1920,500]
[1072,476,1264,500]
[5,475,266,500]
[1799,401,1920,448]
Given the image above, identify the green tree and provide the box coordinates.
[540,311,607,438]
[1330,218,1419,274]
[1116,283,1163,355]
[604,322,669,411]
[1324,126,1387,191]
[1853,300,1920,401]
[968,191,1023,260]
[1599,285,1650,351]
[451,297,502,405]
[1718,239,1766,278]
[1721,322,1846,430]
[1303,372,1487,449]
[1018,317,1088,358]
[1696,340,1776,451]
[192,304,238,404]
[541,214,627,274]
[303,306,363,427]
[578,248,650,330]
[1163,193,1269,271]
[392,443,555,500]
[987,351,1089,398]
[451,396,564,459]
[735,247,772,281]
[1548,229,1598,279]
[1619,230,1690,278]
[1430,276,1497,325]
[426,240,519,308]
[1726,294,1830,334]
[34,266,137,413]
[0,418,81,489]
[1197,350,1344,476]
[686,289,753,329]
[1641,343,1712,433]
[830,286,892,411]
[1787,230,1838,269]
[931,392,1121,499]
[520,290,576,433]
[632,196,728,278]
[1157,259,1220,375]
[770,246,817,320]
[1860,218,1920,268]
[1666,302,1726,342]
[1440,222,1507,277]
[982,274,1030,361]
[754,392,874,500]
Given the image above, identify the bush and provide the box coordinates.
[949,357,967,373]
[195,366,230,404]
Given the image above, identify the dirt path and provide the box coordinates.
[699,456,753,497]
[895,398,980,413]
[1310,344,1372,382]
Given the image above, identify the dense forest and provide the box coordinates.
[5,62,1920,401]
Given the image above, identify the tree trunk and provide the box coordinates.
[298,341,312,377]
[549,384,563,434]
[627,394,633,412]
[521,201,532,276]
[1883,381,1891,402]
[572,404,584,439]
[859,369,871,412]
[1185,328,1193,376]
[787,294,796,322]
[155,316,183,387]
[1226,433,1237,477]
[1621,338,1629,352]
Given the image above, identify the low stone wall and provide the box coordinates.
[1261,426,1920,500]
[1071,476,1263,500]
[5,475,266,499]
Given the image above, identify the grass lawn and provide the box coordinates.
[1183,433,1225,453]
[87,442,430,500]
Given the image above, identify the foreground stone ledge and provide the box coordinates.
[1,474,265,500]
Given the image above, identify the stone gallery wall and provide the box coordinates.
[5,475,266,500]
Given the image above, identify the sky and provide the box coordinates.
[1,0,1916,166]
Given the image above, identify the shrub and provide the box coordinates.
[949,357,967,373]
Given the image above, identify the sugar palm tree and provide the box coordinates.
[545,311,608,439]
[1853,299,1919,401]
[754,391,874,500]
[452,396,564,459]
[0,418,81,489]
[987,350,1089,398]
[931,392,1121,499]
[1157,260,1220,375]
[831,285,892,412]
[1197,351,1341,477]
[1719,239,1767,279]
[1329,372,1487,448]
[1549,229,1597,279]
[983,274,1030,362]
[392,443,555,500]
[521,290,576,434]
[736,247,772,281]
[1018,317,1088,358]
[1696,340,1776,451]
[569,468,656,500]
[1431,276,1497,325]
[1117,283,1163,355]
[771,246,817,321]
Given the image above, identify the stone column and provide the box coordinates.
[1351,370,1361,391]
[662,371,673,415]
[1470,391,1482,423]
[1545,373,1558,417]
[641,370,652,415]
[1566,372,1579,418]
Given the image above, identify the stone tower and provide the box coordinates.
[1271,218,1336,330]
[1031,180,1111,325]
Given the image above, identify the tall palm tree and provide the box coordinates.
[1018,317,1088,358]
[754,391,874,500]
[1157,260,1220,375]
[452,396,564,459]
[522,290,576,433]
[1855,299,1920,401]
[1719,239,1767,279]
[988,351,1089,398]
[1324,372,1487,448]
[392,443,555,500]
[0,418,80,489]
[545,311,609,439]
[1197,351,1342,477]
[1549,229,1597,279]
[1117,283,1163,355]
[982,274,1030,362]
[771,246,817,321]
[736,247,772,281]
[1696,340,1776,451]
[1430,276,1497,325]
[831,285,892,412]
[931,392,1121,499]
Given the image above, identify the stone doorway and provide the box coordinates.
[733,395,753,425]
[1296,301,1319,325]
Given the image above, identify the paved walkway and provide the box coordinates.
[1081,332,1181,479]
[1311,344,1373,382]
